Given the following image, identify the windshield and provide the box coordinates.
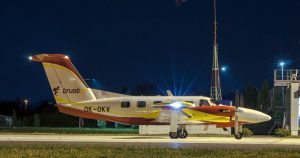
[210,99,220,105]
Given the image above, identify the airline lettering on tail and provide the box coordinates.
[52,86,80,95]
[84,106,110,113]
[63,88,80,94]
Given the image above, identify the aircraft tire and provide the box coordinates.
[178,129,188,138]
[169,132,179,139]
[234,132,243,140]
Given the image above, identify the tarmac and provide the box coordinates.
[0,134,299,149]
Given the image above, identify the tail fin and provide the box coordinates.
[30,54,96,104]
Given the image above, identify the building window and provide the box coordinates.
[121,101,130,108]
[137,101,146,108]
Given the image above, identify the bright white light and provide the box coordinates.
[279,61,285,67]
[64,56,69,59]
[221,66,227,72]
[170,102,182,109]
[28,56,32,60]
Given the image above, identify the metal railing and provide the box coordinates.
[274,69,300,82]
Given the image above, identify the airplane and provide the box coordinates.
[29,54,271,139]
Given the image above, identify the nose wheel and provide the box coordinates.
[234,124,243,140]
[234,131,243,139]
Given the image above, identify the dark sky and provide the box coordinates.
[1,0,300,101]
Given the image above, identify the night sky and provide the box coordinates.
[1,0,300,101]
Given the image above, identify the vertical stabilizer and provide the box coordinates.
[30,54,96,104]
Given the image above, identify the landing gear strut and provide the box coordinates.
[234,110,243,140]
[169,109,188,139]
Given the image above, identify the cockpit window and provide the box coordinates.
[210,99,220,105]
[199,100,210,106]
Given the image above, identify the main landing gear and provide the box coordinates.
[169,127,188,139]
[169,110,188,139]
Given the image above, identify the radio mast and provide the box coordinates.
[210,0,222,101]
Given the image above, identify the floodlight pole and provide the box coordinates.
[280,64,286,128]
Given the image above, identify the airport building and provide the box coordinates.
[269,69,300,136]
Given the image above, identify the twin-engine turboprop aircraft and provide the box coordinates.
[29,54,271,139]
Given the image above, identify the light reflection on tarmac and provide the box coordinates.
[0,134,299,148]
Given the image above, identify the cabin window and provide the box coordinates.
[153,101,162,105]
[137,101,146,108]
[121,101,130,108]
[199,100,210,106]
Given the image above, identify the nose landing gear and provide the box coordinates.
[234,110,243,140]
[234,131,243,139]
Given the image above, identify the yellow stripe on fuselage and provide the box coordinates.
[182,108,230,123]
[56,96,160,119]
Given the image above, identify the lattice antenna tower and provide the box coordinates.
[210,0,222,100]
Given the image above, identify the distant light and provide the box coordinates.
[170,102,182,109]
[279,61,285,67]
[64,56,69,59]
[221,66,227,72]
[28,56,32,60]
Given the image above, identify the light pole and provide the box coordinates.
[24,99,29,110]
[254,87,262,111]
[279,61,285,128]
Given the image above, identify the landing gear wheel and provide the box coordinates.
[234,132,243,140]
[178,129,188,138]
[169,132,179,139]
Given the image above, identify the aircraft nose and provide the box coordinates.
[237,107,272,123]
[259,113,272,122]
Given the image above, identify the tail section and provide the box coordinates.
[30,54,96,104]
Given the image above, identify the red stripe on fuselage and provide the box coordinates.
[186,106,236,117]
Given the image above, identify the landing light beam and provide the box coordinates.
[170,102,182,109]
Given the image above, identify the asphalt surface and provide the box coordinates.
[0,134,299,149]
